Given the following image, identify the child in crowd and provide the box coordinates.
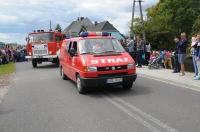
[149,51,158,64]
[164,51,173,69]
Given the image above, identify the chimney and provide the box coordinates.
[95,21,98,26]
[80,17,84,21]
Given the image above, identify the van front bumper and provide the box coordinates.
[80,74,137,88]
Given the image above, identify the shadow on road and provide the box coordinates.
[36,63,58,69]
[0,108,15,115]
[62,76,152,98]
[85,83,152,98]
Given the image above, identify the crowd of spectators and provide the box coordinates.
[119,32,200,79]
[0,45,27,65]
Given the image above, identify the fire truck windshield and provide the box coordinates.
[29,33,53,43]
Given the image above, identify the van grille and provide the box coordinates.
[97,65,127,71]
[32,44,48,56]
[33,50,48,55]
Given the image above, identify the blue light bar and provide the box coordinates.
[80,32,88,37]
[102,32,110,36]
[80,32,110,37]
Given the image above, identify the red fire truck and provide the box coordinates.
[25,30,65,68]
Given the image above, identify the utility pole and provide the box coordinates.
[130,0,136,38]
[50,20,52,31]
[138,0,146,41]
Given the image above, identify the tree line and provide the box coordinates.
[133,0,200,50]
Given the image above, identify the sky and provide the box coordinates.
[0,0,159,44]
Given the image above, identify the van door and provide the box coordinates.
[68,41,78,81]
[63,41,72,77]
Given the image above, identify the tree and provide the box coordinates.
[132,0,200,50]
[55,24,62,32]
[192,17,200,36]
[80,25,87,33]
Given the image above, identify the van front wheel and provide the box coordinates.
[76,75,87,94]
[60,66,68,80]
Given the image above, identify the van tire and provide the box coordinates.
[76,75,87,94]
[32,59,37,68]
[123,83,133,90]
[60,66,68,80]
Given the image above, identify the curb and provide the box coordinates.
[138,73,200,93]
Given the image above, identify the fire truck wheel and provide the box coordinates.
[32,59,37,68]
[76,75,87,94]
[123,83,133,90]
[60,66,68,80]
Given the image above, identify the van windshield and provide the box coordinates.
[29,33,53,43]
[79,38,125,54]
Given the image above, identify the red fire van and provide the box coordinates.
[59,32,137,94]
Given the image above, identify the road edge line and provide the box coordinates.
[138,74,200,93]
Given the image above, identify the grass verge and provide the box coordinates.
[0,62,16,77]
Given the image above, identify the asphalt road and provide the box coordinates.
[0,62,200,132]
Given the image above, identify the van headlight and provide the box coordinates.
[127,64,134,69]
[86,66,97,72]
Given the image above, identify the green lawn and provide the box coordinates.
[0,62,16,76]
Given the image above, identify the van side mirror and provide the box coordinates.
[25,37,29,42]
[63,35,66,40]
[69,49,77,57]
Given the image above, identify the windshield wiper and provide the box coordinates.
[81,52,95,55]
[100,50,116,54]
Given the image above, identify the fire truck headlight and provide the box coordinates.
[29,52,31,55]
[127,64,134,69]
[86,66,97,72]
[49,51,52,55]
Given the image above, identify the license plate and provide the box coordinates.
[107,78,123,83]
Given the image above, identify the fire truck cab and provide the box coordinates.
[59,32,137,94]
[26,30,65,68]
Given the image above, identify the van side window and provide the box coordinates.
[67,42,73,53]
[68,41,77,53]
[65,41,70,53]
[73,41,77,54]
